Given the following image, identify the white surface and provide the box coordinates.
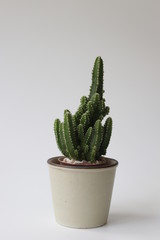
[0,0,160,239]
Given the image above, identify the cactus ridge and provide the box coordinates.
[54,57,113,162]
[77,124,84,142]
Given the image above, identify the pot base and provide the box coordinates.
[56,220,108,229]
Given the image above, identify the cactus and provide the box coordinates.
[54,56,112,162]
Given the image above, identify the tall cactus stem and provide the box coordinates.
[89,56,104,100]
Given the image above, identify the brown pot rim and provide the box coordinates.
[47,156,118,169]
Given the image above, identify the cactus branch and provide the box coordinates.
[87,120,103,162]
[74,96,88,124]
[63,110,78,159]
[54,119,62,152]
[100,117,112,155]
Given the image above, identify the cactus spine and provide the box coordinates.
[54,56,112,162]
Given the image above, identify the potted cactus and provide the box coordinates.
[47,57,118,228]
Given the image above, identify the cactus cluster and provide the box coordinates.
[54,57,112,163]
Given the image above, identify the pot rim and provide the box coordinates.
[47,156,118,169]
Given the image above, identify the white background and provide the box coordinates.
[0,0,160,239]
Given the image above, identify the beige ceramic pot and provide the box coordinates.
[47,156,118,229]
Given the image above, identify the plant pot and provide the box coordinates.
[47,156,118,229]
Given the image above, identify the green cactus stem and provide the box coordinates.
[87,120,103,162]
[54,57,113,162]
[63,110,78,159]
[99,117,112,156]
[89,56,104,100]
